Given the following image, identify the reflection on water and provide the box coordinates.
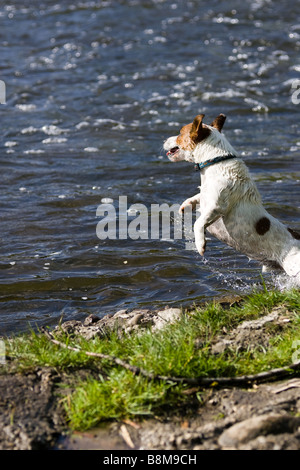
[0,0,299,334]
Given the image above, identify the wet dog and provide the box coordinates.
[163,113,300,280]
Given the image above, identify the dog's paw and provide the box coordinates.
[179,198,196,214]
[195,237,206,256]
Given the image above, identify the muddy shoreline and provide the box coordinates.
[1,302,300,450]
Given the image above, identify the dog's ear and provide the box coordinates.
[190,114,210,142]
[210,114,226,132]
[191,114,205,135]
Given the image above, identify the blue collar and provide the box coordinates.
[194,154,237,171]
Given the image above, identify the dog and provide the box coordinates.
[163,113,300,281]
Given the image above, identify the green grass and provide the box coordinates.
[4,288,300,430]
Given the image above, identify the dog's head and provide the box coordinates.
[163,113,227,163]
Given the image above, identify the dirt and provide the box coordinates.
[1,302,300,450]
[2,368,300,450]
[54,378,300,451]
[0,368,64,450]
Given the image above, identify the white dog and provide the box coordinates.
[163,113,300,280]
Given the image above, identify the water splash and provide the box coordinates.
[272,272,300,291]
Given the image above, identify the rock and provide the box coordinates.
[58,320,82,335]
[237,307,290,330]
[211,306,293,354]
[211,339,232,355]
[78,325,107,341]
[151,308,182,331]
[113,309,130,319]
[126,313,144,327]
[54,307,183,340]
[218,413,300,448]
[83,314,100,326]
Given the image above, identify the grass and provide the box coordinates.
[4,287,300,430]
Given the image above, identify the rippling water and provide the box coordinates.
[0,0,299,334]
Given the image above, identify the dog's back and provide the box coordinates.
[200,157,299,272]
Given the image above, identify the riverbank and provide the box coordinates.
[1,287,300,450]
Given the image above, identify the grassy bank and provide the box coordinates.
[3,287,300,431]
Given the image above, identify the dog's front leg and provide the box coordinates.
[194,206,222,256]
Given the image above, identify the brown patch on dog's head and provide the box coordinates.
[176,114,211,151]
[210,113,226,132]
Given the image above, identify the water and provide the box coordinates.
[0,0,299,335]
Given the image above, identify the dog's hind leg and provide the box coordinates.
[282,248,300,278]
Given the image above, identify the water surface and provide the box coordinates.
[0,0,299,334]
